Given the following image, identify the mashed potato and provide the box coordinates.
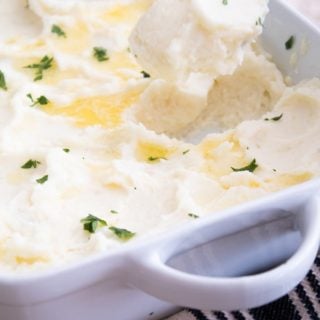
[0,0,319,274]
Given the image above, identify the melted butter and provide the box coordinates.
[97,51,140,78]
[43,88,143,128]
[136,141,175,162]
[103,0,152,24]
[16,256,49,265]
[266,172,313,189]
[21,39,46,51]
[51,21,89,54]
[42,68,80,85]
[104,182,126,190]
[201,133,247,178]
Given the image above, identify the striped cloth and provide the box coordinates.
[167,255,320,320]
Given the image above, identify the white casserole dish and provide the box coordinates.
[0,0,320,319]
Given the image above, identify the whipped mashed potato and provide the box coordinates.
[130,0,269,86]
[0,0,319,274]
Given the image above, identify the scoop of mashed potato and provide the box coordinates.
[130,0,269,87]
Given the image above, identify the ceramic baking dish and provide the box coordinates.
[0,1,320,319]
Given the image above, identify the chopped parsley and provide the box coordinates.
[0,70,7,91]
[231,159,258,173]
[256,17,263,26]
[110,210,118,214]
[51,24,66,38]
[63,148,70,153]
[141,71,150,78]
[93,47,109,62]
[109,226,135,240]
[148,156,167,162]
[81,214,107,234]
[285,36,295,50]
[25,55,54,81]
[222,0,228,5]
[27,93,49,107]
[36,174,48,184]
[21,159,41,169]
[264,113,283,122]
[182,149,190,155]
[188,213,199,219]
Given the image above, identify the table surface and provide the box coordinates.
[167,1,320,319]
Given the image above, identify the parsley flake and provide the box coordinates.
[93,47,109,62]
[222,0,228,5]
[148,156,167,162]
[285,36,295,50]
[27,93,49,107]
[256,17,263,26]
[81,214,107,234]
[264,113,283,122]
[109,226,135,240]
[51,25,66,38]
[231,159,258,173]
[188,213,199,219]
[21,159,41,169]
[36,174,48,184]
[141,71,150,78]
[110,210,118,214]
[25,56,54,81]
[182,149,190,155]
[0,70,7,91]
[63,148,70,153]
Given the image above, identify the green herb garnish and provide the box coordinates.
[231,159,258,173]
[109,226,135,240]
[264,113,283,122]
[36,174,48,184]
[256,17,263,26]
[27,93,49,107]
[81,214,107,234]
[110,210,118,214]
[188,213,199,219]
[93,47,109,62]
[182,149,190,155]
[148,156,167,162]
[222,0,228,5]
[21,159,41,169]
[285,36,295,50]
[25,56,54,81]
[0,70,7,91]
[51,25,66,38]
[141,71,150,78]
[63,148,70,153]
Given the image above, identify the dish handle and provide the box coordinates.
[126,195,320,311]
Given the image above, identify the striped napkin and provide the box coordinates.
[166,254,320,320]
